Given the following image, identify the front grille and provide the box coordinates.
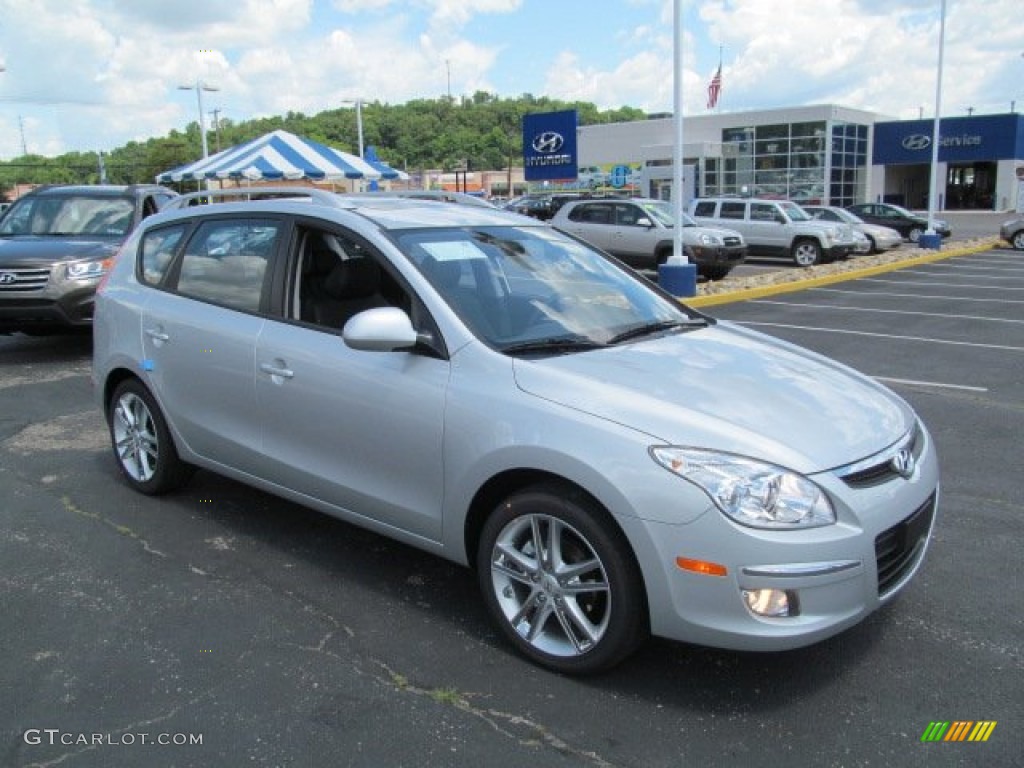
[723,236,743,247]
[840,425,922,488]
[875,492,935,596]
[0,266,51,291]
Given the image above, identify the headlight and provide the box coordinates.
[697,233,723,246]
[66,258,114,280]
[650,447,836,529]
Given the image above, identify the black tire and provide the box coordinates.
[907,226,923,243]
[1011,230,1024,251]
[791,239,822,267]
[700,265,732,281]
[477,484,647,674]
[865,236,878,254]
[107,379,193,495]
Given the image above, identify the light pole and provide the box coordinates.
[178,79,219,159]
[923,0,947,245]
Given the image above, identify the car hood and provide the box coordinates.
[0,236,118,265]
[682,224,743,241]
[512,322,913,474]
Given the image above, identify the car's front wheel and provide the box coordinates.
[108,379,193,495]
[701,265,732,281]
[477,485,646,674]
[1011,230,1024,250]
[791,239,822,267]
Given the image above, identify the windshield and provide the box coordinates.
[395,225,703,353]
[778,201,812,222]
[0,195,135,237]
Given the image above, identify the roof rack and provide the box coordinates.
[163,186,349,211]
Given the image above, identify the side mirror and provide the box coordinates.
[636,217,654,228]
[343,307,418,352]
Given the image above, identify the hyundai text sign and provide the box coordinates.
[874,114,1022,165]
[523,110,578,182]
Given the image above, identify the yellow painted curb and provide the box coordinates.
[685,238,1003,308]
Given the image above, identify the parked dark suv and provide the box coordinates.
[0,184,177,334]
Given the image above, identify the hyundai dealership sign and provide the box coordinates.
[523,109,578,181]
[874,114,1022,165]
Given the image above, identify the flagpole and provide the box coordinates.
[717,46,723,113]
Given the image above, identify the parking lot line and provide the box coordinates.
[871,376,988,393]
[739,322,1024,352]
[857,277,1024,290]
[750,300,1024,325]
[896,268,1024,279]
[811,287,1024,304]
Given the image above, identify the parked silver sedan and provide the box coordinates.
[803,205,903,253]
[93,189,939,674]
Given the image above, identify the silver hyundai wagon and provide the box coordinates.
[93,189,939,674]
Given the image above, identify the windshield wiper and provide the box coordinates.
[500,336,607,356]
[606,318,707,345]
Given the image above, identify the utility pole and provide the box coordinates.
[209,108,222,153]
[18,116,27,156]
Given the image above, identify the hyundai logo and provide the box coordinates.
[0,272,16,285]
[532,131,565,154]
[902,134,931,151]
[890,449,916,479]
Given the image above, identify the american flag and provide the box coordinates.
[707,65,722,110]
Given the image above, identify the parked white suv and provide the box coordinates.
[550,197,746,280]
[689,197,857,267]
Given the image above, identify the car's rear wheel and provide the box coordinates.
[908,226,924,243]
[108,379,193,495]
[477,485,646,674]
[1011,230,1024,250]
[791,239,822,267]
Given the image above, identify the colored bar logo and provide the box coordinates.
[921,721,997,742]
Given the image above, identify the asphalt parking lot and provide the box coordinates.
[2,243,1022,767]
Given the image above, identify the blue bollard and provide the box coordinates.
[918,233,942,250]
[657,261,698,298]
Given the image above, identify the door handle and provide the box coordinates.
[144,328,170,342]
[259,362,294,379]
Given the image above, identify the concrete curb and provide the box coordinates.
[685,237,1004,308]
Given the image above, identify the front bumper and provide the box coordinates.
[691,244,747,267]
[620,426,940,652]
[0,270,100,332]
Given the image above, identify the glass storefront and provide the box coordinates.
[701,120,866,206]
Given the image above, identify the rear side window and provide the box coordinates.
[692,201,716,217]
[140,224,188,285]
[568,203,613,224]
[174,219,282,313]
[720,202,746,219]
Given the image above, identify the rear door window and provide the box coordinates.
[172,218,283,313]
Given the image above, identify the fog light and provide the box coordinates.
[742,588,796,617]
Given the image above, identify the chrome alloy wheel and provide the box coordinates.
[489,513,611,658]
[112,391,159,483]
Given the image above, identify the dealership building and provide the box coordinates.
[567,105,1024,211]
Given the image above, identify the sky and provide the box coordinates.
[0,0,1021,160]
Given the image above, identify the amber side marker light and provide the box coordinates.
[676,558,728,577]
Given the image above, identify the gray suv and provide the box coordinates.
[550,197,746,280]
[690,197,857,266]
[0,184,177,334]
[92,188,938,674]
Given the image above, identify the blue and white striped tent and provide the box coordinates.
[156,129,405,183]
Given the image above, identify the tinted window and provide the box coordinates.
[720,202,746,220]
[692,201,717,217]
[175,219,280,313]
[750,203,777,221]
[140,224,188,286]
